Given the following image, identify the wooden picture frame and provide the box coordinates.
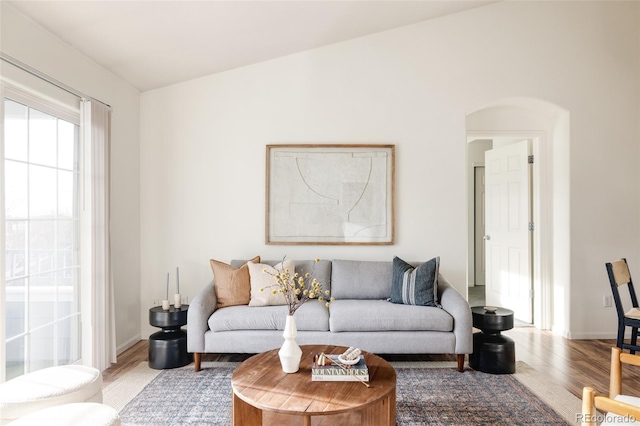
[266,144,395,245]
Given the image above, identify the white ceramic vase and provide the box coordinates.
[279,314,303,373]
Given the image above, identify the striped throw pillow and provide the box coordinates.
[390,256,440,306]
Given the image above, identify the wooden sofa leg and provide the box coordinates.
[194,353,201,372]
[457,354,465,372]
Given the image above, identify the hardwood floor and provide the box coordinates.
[103,327,640,400]
[508,327,640,398]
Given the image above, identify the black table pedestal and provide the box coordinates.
[469,332,516,374]
[469,306,516,374]
[148,305,192,370]
[149,328,191,369]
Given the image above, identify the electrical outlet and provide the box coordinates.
[603,295,612,307]
[152,299,160,307]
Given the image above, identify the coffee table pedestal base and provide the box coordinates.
[233,390,396,426]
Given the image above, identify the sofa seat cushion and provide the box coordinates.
[329,299,453,332]
[208,301,329,332]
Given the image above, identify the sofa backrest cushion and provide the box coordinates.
[331,259,393,299]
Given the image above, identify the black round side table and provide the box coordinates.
[469,306,516,374]
[148,305,192,369]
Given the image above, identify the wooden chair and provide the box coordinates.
[606,259,640,354]
[581,347,640,425]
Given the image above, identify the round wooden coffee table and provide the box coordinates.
[231,345,396,426]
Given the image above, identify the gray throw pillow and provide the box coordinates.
[390,256,440,307]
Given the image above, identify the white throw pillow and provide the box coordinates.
[248,259,295,306]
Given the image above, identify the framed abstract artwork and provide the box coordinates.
[266,144,395,245]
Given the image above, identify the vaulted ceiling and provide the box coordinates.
[6,1,496,91]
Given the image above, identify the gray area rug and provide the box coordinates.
[104,361,580,426]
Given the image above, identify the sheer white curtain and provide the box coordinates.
[82,99,116,371]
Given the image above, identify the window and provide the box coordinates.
[1,57,113,382]
[4,96,81,380]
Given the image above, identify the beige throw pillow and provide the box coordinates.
[210,256,260,309]
[248,259,295,307]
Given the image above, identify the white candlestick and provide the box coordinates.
[176,267,180,294]
[166,273,169,300]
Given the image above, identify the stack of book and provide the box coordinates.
[311,354,369,382]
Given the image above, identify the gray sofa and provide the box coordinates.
[187,259,473,372]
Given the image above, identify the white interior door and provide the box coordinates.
[484,140,532,323]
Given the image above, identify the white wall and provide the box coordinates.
[139,1,639,339]
[1,4,142,352]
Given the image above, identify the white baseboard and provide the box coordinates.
[551,324,570,339]
[117,334,142,355]
[566,331,626,340]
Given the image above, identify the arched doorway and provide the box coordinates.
[466,98,570,330]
